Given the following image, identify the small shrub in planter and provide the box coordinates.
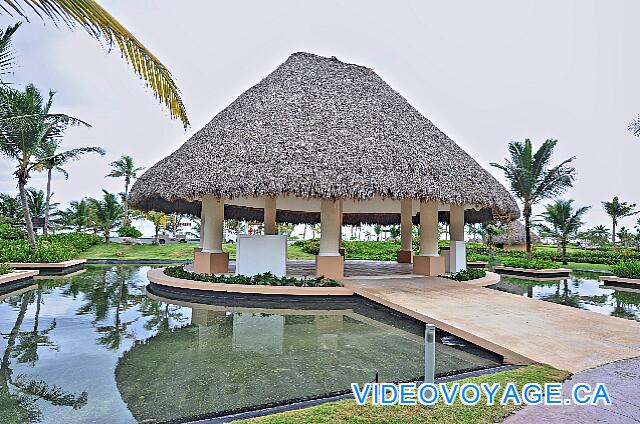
[611,261,640,279]
[118,226,143,238]
[0,263,12,275]
[498,257,560,270]
[164,265,341,287]
[441,268,486,281]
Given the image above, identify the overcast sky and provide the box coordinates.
[1,0,639,230]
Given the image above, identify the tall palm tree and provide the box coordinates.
[106,155,144,227]
[0,84,88,249]
[0,1,189,126]
[88,190,122,242]
[34,140,105,235]
[26,187,56,220]
[602,197,638,247]
[536,199,590,265]
[491,139,576,257]
[478,221,507,261]
[580,225,610,248]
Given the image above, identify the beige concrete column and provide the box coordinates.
[194,195,228,273]
[397,198,414,263]
[316,199,344,279]
[449,204,465,241]
[413,200,444,276]
[264,196,277,235]
[419,201,439,256]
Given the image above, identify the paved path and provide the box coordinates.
[506,357,640,423]
[341,276,640,372]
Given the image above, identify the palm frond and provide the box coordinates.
[1,0,189,127]
[0,21,21,77]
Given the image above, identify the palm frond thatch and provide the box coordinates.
[1,0,189,127]
[129,52,520,223]
[493,220,541,245]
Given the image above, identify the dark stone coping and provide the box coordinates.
[0,277,37,296]
[36,263,86,276]
[494,267,571,279]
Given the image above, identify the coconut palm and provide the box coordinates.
[106,155,144,227]
[53,199,92,232]
[88,191,122,242]
[536,199,590,265]
[629,116,640,137]
[26,187,57,220]
[602,197,638,247]
[0,84,88,249]
[34,140,105,235]
[616,227,633,248]
[579,225,610,248]
[478,221,507,261]
[1,1,188,126]
[491,139,576,257]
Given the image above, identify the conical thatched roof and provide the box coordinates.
[129,52,519,224]
[493,220,541,245]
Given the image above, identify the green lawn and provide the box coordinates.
[564,262,612,271]
[241,365,569,424]
[81,242,315,260]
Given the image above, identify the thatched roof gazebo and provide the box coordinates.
[130,52,519,278]
[492,221,541,251]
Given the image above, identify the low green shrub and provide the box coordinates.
[0,232,101,263]
[164,266,342,287]
[467,254,491,262]
[498,257,560,270]
[0,263,12,275]
[118,226,143,238]
[611,261,640,279]
[441,268,486,281]
[0,221,26,240]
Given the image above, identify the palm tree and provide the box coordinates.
[602,197,638,247]
[53,199,93,232]
[26,188,57,221]
[88,191,122,242]
[1,1,189,126]
[33,140,105,235]
[579,225,610,248]
[536,200,590,264]
[491,139,576,257]
[107,155,144,227]
[0,84,88,249]
[616,227,633,248]
[143,211,168,244]
[478,221,507,261]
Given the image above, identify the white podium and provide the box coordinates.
[236,235,287,277]
[447,241,467,273]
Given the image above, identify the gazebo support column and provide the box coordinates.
[397,198,414,263]
[316,199,344,279]
[264,196,277,235]
[448,204,467,273]
[194,195,229,274]
[413,201,445,276]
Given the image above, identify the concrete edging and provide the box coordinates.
[600,275,640,286]
[9,258,86,269]
[494,265,571,279]
[465,271,501,287]
[147,268,354,296]
[0,270,39,285]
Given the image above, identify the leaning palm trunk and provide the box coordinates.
[43,168,52,235]
[18,178,36,250]
[523,205,533,258]
[123,179,130,227]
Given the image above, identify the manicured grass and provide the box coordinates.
[564,262,612,271]
[241,365,569,424]
[81,242,315,260]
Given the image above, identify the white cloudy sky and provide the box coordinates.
[1,0,639,231]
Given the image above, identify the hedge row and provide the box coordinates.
[0,233,102,263]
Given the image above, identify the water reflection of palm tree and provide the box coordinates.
[1,291,87,423]
[540,279,582,308]
[12,288,58,366]
[611,291,640,320]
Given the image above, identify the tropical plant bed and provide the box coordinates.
[600,261,640,286]
[466,260,488,269]
[147,267,352,296]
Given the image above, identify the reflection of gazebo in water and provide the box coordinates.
[129,52,518,278]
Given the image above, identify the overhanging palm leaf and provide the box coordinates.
[0,21,20,77]
[1,0,189,127]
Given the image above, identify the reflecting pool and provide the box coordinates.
[0,265,501,423]
[489,271,640,321]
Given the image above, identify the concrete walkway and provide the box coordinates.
[341,276,640,373]
[506,357,640,423]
